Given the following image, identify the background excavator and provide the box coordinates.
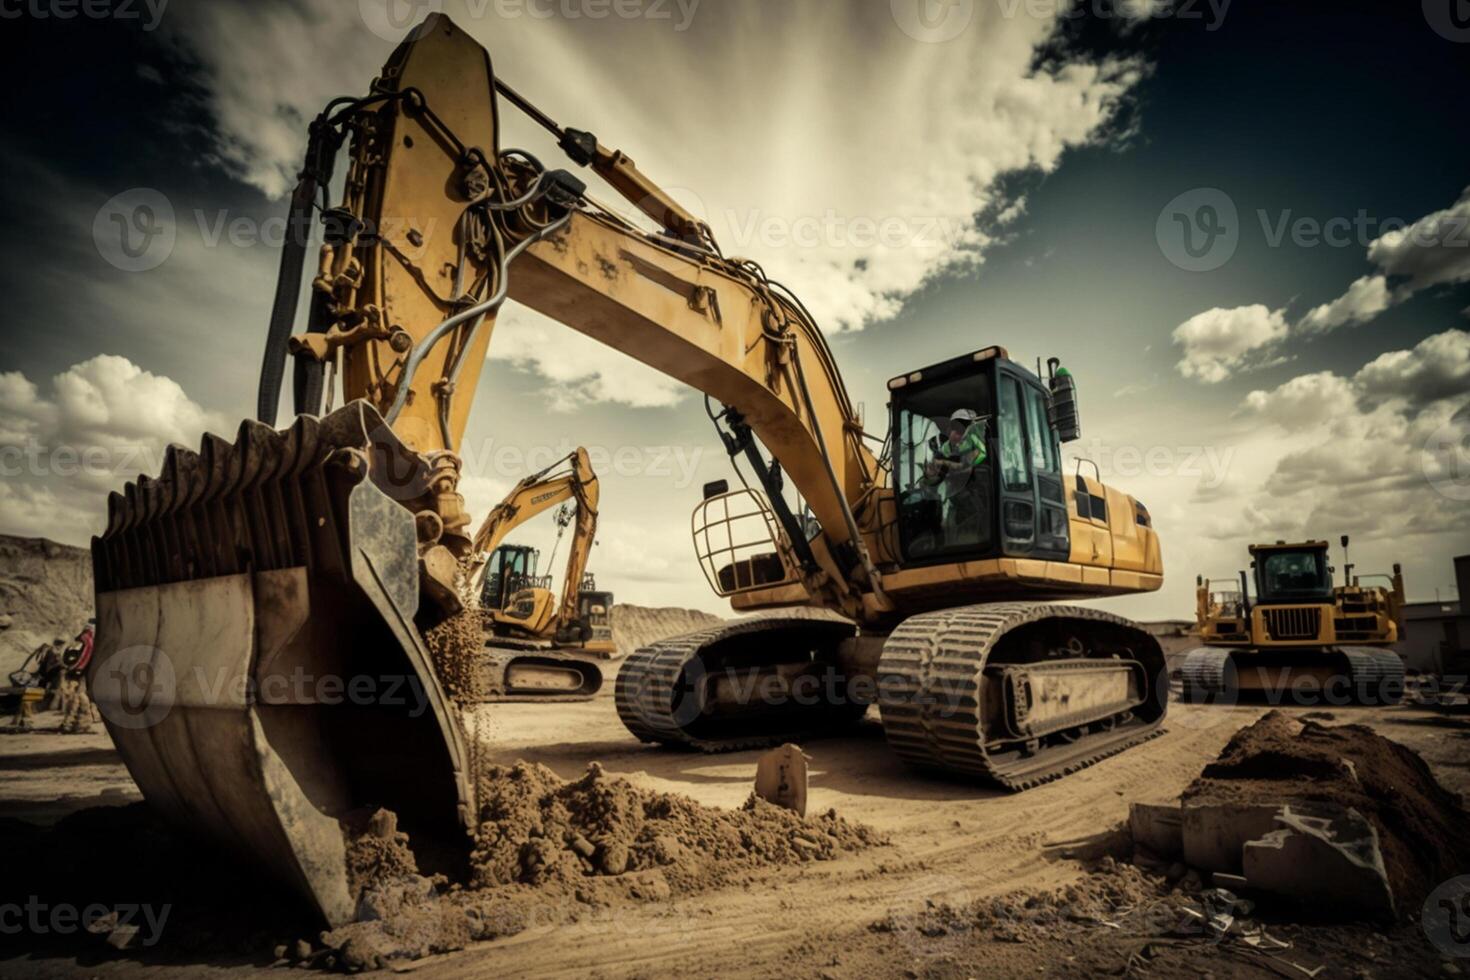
[87,15,1169,926]
[469,447,614,701]
[1182,535,1406,704]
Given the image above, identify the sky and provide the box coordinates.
[0,0,1467,619]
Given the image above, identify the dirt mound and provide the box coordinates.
[303,761,883,968]
[470,761,880,891]
[0,535,93,673]
[1183,710,1470,915]
[610,605,723,657]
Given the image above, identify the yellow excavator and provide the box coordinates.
[1182,535,1406,705]
[87,16,1168,925]
[469,447,614,700]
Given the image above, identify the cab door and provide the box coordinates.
[995,371,1070,560]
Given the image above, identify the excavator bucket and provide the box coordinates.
[87,402,472,926]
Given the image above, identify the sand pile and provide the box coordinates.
[286,761,886,969]
[470,761,881,891]
[610,605,723,657]
[1183,710,1470,914]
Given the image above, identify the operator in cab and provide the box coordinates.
[924,409,988,546]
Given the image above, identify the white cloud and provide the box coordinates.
[1354,329,1470,408]
[1367,186,1470,294]
[1211,334,1470,547]
[1172,304,1289,383]
[1297,274,1390,334]
[1240,371,1357,431]
[0,357,226,545]
[492,304,688,413]
[163,1,1145,376]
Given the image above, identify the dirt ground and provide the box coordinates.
[2,696,1468,979]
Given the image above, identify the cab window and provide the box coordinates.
[892,372,996,561]
[998,378,1029,491]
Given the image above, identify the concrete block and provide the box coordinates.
[1241,805,1395,922]
[1130,802,1184,859]
[1181,803,1285,874]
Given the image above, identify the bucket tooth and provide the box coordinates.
[88,401,472,926]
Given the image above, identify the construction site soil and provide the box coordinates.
[3,696,1468,978]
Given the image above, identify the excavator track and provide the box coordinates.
[876,603,1167,791]
[1179,646,1404,706]
[478,642,606,702]
[615,617,868,753]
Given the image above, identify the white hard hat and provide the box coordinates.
[949,409,979,424]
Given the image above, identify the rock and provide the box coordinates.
[106,925,140,950]
[292,938,314,962]
[596,841,630,876]
[568,834,595,859]
[338,937,380,973]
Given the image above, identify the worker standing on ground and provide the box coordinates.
[924,409,989,546]
[58,621,96,735]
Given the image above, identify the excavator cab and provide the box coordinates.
[890,348,1071,566]
[479,544,541,612]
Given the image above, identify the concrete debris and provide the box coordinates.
[1242,805,1395,921]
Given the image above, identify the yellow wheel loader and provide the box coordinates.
[88,15,1170,925]
[469,448,614,701]
[1182,535,1406,705]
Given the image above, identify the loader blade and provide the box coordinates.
[88,402,473,926]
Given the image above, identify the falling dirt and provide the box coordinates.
[1183,709,1470,915]
[422,609,490,705]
